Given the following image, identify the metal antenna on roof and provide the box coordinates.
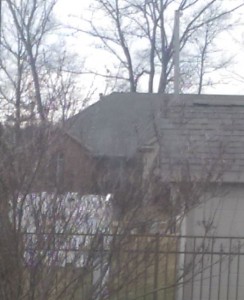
[0,0,2,51]
[173,10,181,95]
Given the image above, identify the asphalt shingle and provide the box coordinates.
[66,93,244,182]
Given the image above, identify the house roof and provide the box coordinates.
[66,92,170,157]
[66,93,244,182]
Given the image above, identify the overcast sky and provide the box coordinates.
[54,0,244,96]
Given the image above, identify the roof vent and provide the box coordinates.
[193,97,244,107]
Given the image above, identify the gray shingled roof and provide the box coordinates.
[66,93,166,157]
[66,93,244,182]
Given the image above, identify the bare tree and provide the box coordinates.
[73,0,243,93]
[4,0,58,121]
[0,0,83,128]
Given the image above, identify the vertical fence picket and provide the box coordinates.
[208,237,214,300]
[227,238,233,300]
[153,234,160,300]
[143,245,149,300]
[217,246,223,300]
[172,235,178,300]
[235,241,241,300]
[190,237,196,300]
[135,237,139,299]
[164,236,169,300]
[199,238,205,300]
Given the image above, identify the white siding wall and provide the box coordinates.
[186,184,244,237]
[182,184,244,300]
